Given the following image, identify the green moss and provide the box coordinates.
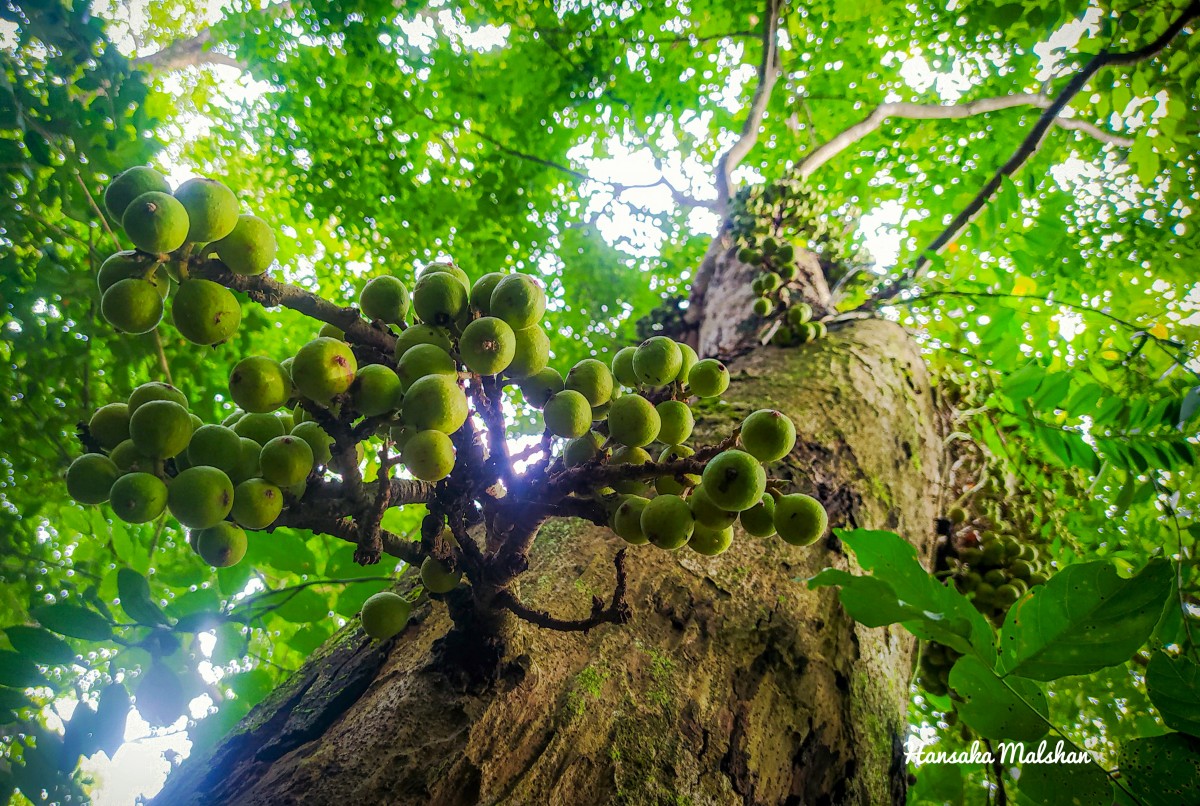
[567,663,610,717]
[646,649,674,709]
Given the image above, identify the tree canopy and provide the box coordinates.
[1,0,1198,802]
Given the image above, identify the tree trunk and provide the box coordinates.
[156,254,944,805]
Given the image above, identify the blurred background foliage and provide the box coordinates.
[0,0,1198,801]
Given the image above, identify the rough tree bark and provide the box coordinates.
[155,241,944,805]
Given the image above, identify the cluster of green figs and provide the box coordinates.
[918,513,1051,696]
[96,165,276,343]
[68,167,829,577]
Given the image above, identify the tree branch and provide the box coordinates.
[714,0,783,213]
[134,28,246,72]
[795,94,1134,179]
[494,548,631,633]
[189,259,397,356]
[866,1,1200,307]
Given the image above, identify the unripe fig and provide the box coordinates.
[519,367,565,409]
[173,178,238,243]
[186,424,243,476]
[259,435,314,486]
[761,272,781,293]
[418,262,471,287]
[193,522,247,567]
[641,494,694,550]
[633,336,682,387]
[229,356,291,413]
[565,358,613,406]
[563,431,604,468]
[688,523,734,556]
[130,400,193,459]
[687,358,730,398]
[232,437,263,483]
[787,303,812,325]
[420,556,462,594]
[105,166,170,221]
[610,495,650,544]
[109,472,168,523]
[413,271,467,326]
[360,591,410,639]
[396,343,456,390]
[129,382,188,414]
[394,323,453,358]
[388,422,416,451]
[700,450,765,512]
[607,394,660,447]
[211,214,276,275]
[319,323,346,340]
[774,493,828,546]
[232,412,286,446]
[291,421,335,466]
[66,453,120,504]
[109,440,156,473]
[489,273,546,329]
[168,465,234,529]
[89,403,131,449]
[292,337,357,403]
[655,444,700,494]
[102,278,164,334]
[123,191,189,254]
[172,279,241,345]
[752,297,772,317]
[460,316,516,376]
[655,400,694,446]
[609,445,653,494]
[359,276,411,324]
[778,262,797,281]
[740,409,797,463]
[402,429,456,481]
[98,251,169,298]
[402,374,468,434]
[470,272,506,314]
[543,389,592,438]
[350,364,402,417]
[506,324,550,379]
[675,342,698,383]
[688,485,737,529]
[612,346,640,388]
[230,478,283,530]
[740,495,777,537]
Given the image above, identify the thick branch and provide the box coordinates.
[494,548,631,633]
[190,259,397,356]
[134,28,246,72]
[866,1,1200,307]
[714,0,782,212]
[795,94,1134,179]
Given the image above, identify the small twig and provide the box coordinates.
[495,549,632,633]
[73,169,121,252]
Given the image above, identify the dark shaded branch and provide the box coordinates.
[866,1,1200,307]
[714,0,782,212]
[190,259,397,356]
[495,549,631,633]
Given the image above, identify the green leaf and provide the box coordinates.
[117,569,170,627]
[225,668,274,707]
[94,682,131,758]
[136,663,187,727]
[31,601,113,641]
[1118,732,1200,806]
[1146,651,1200,737]
[4,626,75,665]
[948,655,1049,741]
[809,530,996,663]
[997,559,1174,680]
[1015,760,1111,805]
[0,650,49,689]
